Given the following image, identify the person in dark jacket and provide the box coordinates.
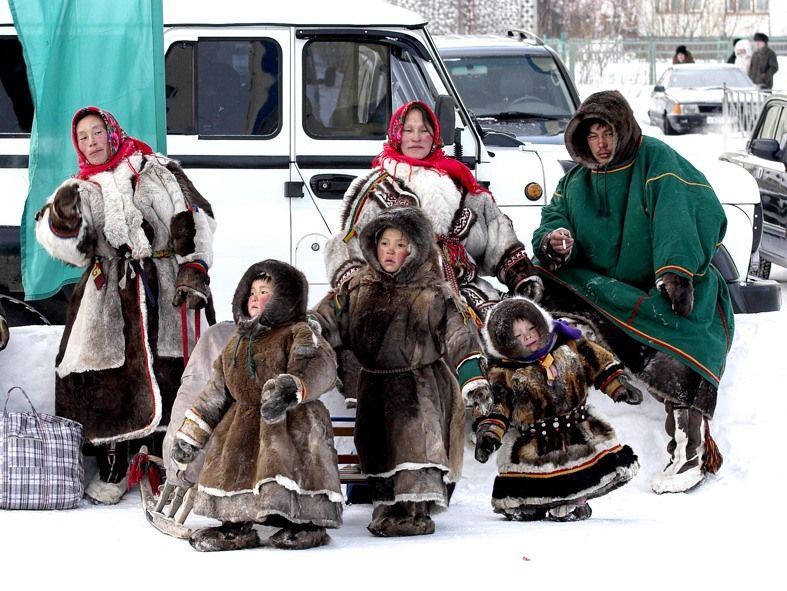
[672,45,695,64]
[749,32,779,89]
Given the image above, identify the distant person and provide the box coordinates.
[672,45,695,64]
[727,37,742,64]
[749,32,779,90]
[0,299,8,351]
[733,38,754,77]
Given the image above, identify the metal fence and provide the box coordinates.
[722,87,770,136]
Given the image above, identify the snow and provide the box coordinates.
[2,88,787,589]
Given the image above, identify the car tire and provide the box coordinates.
[755,258,772,279]
[662,114,676,136]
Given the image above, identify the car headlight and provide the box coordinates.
[671,103,699,114]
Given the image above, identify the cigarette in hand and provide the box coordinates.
[562,239,566,250]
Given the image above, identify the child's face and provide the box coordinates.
[247,278,274,317]
[376,228,410,274]
[512,318,541,352]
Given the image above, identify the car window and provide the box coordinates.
[303,40,434,139]
[443,54,574,117]
[665,67,753,89]
[0,37,34,134]
[756,104,783,141]
[166,37,282,137]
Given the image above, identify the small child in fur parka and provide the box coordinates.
[475,297,642,521]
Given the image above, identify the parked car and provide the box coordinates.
[648,63,756,135]
[721,93,787,283]
[435,31,580,146]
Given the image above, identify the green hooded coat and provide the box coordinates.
[532,91,734,387]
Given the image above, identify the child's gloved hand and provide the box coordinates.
[260,374,299,422]
[474,422,503,463]
[612,375,644,405]
[171,439,199,470]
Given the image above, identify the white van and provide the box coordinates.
[0,0,778,322]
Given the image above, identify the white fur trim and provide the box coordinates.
[89,274,162,445]
[201,475,344,505]
[380,157,461,236]
[364,461,453,483]
[184,409,212,434]
[175,431,203,448]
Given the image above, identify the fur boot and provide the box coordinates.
[189,521,259,552]
[651,402,708,494]
[84,473,128,505]
[268,524,329,550]
[545,501,592,522]
[367,501,435,537]
[502,507,547,522]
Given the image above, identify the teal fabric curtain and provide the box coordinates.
[10,0,166,300]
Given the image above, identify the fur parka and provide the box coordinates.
[314,207,484,508]
[176,260,342,528]
[324,157,535,319]
[35,154,216,444]
[478,298,638,513]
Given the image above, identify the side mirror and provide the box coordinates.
[653,84,665,93]
[750,138,780,160]
[435,94,455,146]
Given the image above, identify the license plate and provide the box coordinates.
[706,116,723,124]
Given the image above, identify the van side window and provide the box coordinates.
[167,38,282,137]
[0,37,34,134]
[303,40,435,139]
[756,104,783,142]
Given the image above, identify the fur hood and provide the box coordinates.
[359,206,437,284]
[564,90,642,169]
[483,297,554,360]
[231,260,307,333]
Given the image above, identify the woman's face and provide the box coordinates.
[247,278,274,317]
[512,318,541,353]
[376,227,410,274]
[75,114,111,165]
[400,108,434,160]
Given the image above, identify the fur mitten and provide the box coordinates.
[611,374,644,405]
[515,275,544,303]
[465,381,493,416]
[0,315,8,351]
[657,272,694,316]
[171,439,200,469]
[50,182,82,233]
[474,420,504,463]
[260,374,300,422]
[173,262,211,309]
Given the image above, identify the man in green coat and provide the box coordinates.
[532,90,733,494]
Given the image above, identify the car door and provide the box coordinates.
[164,28,292,320]
[746,100,787,267]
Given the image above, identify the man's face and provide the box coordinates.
[587,122,615,165]
[755,40,766,50]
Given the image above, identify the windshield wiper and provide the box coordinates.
[476,111,567,121]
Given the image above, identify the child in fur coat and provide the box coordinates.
[172,260,342,551]
[475,297,642,521]
[313,206,491,537]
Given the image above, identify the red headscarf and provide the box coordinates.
[72,106,154,180]
[372,100,489,196]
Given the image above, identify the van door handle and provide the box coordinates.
[310,174,355,199]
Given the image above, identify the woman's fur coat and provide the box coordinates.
[176,260,342,528]
[479,297,639,514]
[314,207,482,508]
[35,154,215,444]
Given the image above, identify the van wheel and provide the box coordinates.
[755,259,772,279]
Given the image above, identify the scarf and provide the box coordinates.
[72,106,153,180]
[371,100,490,197]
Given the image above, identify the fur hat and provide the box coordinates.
[564,90,642,169]
[753,32,769,43]
[231,259,307,331]
[358,206,437,283]
[675,45,688,55]
[483,297,554,360]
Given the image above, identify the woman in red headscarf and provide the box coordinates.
[323,100,541,401]
[35,106,216,505]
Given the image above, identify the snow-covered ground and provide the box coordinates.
[2,83,786,588]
